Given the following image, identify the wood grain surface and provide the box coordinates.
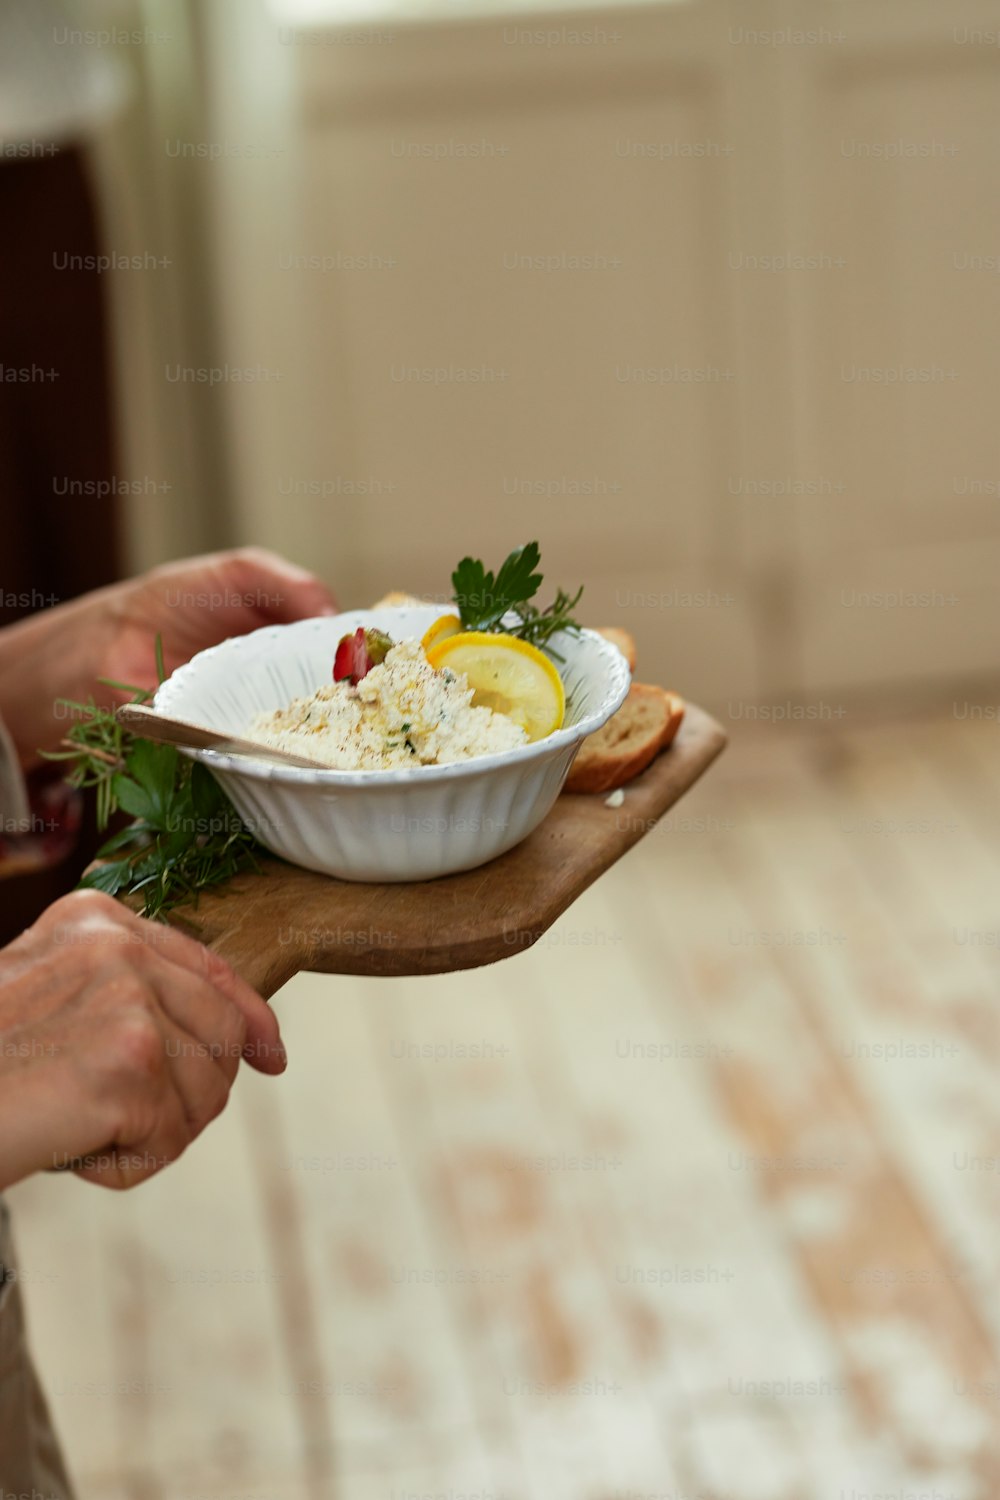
[17,708,1000,1498]
[159,704,727,995]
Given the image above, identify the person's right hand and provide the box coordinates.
[0,890,286,1191]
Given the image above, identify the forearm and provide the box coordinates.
[0,582,122,771]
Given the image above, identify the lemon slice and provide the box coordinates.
[425,631,565,742]
[421,612,462,652]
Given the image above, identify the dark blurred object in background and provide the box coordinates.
[0,145,121,626]
[0,0,128,933]
[0,0,127,616]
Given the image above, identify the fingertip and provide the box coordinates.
[295,582,339,620]
[245,1036,288,1076]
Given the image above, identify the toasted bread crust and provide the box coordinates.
[370,590,428,608]
[594,626,637,672]
[564,683,685,794]
[659,691,686,751]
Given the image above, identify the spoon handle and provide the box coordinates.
[115,703,327,769]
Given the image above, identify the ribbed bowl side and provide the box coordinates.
[212,740,580,882]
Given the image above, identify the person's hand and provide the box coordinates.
[94,546,338,694]
[0,890,286,1191]
[0,547,337,769]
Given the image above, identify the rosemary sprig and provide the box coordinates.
[44,683,152,829]
[42,644,262,920]
[510,583,586,653]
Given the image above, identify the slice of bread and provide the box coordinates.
[594,625,637,673]
[564,683,684,794]
[370,590,427,608]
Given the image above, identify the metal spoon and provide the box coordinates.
[116,703,331,770]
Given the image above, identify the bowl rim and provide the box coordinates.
[152,608,632,788]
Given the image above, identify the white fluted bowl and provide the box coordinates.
[152,606,631,882]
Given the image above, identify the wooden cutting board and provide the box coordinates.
[156,703,725,996]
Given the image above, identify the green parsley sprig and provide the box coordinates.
[43,641,262,920]
[451,541,583,658]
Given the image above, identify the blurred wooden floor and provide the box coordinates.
[10,708,1000,1500]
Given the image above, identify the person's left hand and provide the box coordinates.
[95,547,338,694]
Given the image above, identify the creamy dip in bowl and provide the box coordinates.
[246,639,527,771]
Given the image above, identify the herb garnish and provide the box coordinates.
[451,541,583,658]
[43,644,262,920]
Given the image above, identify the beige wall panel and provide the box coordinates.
[798,535,999,694]
[790,46,1000,556]
[287,34,741,631]
[108,0,1000,706]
